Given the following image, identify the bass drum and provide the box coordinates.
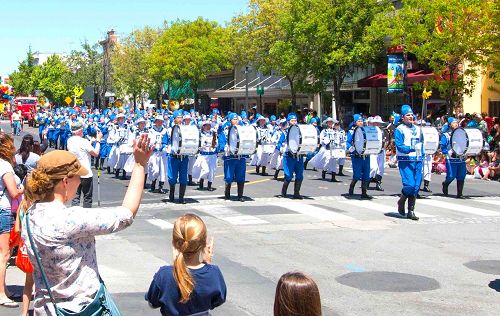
[420,126,440,155]
[353,126,382,155]
[451,127,484,157]
[287,124,319,155]
[228,125,257,155]
[171,125,200,155]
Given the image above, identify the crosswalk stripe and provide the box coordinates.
[146,219,174,230]
[197,204,270,225]
[418,199,500,217]
[470,199,500,207]
[271,201,356,221]
[339,199,436,218]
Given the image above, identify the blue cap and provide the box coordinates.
[212,108,219,114]
[401,104,413,116]
[270,115,276,121]
[287,113,298,121]
[447,117,458,125]
[353,114,363,122]
[241,112,247,119]
[227,113,238,121]
[171,110,181,119]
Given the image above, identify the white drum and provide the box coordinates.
[353,126,383,155]
[451,128,484,157]
[287,125,319,154]
[420,126,440,155]
[171,125,200,155]
[331,130,347,158]
[228,125,257,155]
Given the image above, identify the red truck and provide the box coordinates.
[14,97,38,126]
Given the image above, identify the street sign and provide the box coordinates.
[256,85,265,96]
[65,97,72,105]
[73,86,84,97]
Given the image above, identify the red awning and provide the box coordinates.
[357,70,435,88]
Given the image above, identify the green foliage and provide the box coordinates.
[392,0,497,112]
[112,26,161,107]
[149,18,232,102]
[30,55,72,104]
[9,47,37,96]
[231,0,391,108]
[66,42,103,101]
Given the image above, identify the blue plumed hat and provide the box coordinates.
[401,104,413,116]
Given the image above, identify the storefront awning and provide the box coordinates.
[357,70,435,88]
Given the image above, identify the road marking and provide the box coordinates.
[339,199,436,218]
[146,219,174,230]
[197,204,269,225]
[471,199,500,207]
[271,201,356,221]
[418,199,500,217]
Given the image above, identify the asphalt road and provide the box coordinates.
[3,120,500,316]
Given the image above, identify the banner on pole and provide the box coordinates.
[387,54,405,93]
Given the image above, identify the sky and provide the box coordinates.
[0,0,249,76]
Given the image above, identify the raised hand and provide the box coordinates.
[133,134,153,167]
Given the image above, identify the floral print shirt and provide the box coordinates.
[21,200,134,315]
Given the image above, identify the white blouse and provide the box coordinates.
[21,201,134,315]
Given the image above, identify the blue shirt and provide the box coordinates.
[146,264,226,316]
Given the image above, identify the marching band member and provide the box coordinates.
[96,116,111,170]
[123,117,149,186]
[183,114,197,186]
[420,120,433,193]
[277,113,304,199]
[148,115,169,194]
[35,107,48,142]
[334,120,347,176]
[394,105,421,220]
[369,116,386,191]
[440,117,467,198]
[269,119,287,180]
[193,121,218,191]
[168,111,189,204]
[309,117,337,182]
[251,114,273,176]
[107,113,129,179]
[218,113,247,202]
[346,114,372,199]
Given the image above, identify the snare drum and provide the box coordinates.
[420,126,440,155]
[287,125,319,155]
[228,125,257,155]
[171,125,200,155]
[353,126,383,155]
[451,127,484,157]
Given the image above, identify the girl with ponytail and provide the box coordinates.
[146,214,227,315]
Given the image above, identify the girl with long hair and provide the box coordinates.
[274,272,322,316]
[146,214,226,315]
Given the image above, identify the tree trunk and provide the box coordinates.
[133,94,137,111]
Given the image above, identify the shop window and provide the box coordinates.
[354,90,370,100]
[489,100,500,117]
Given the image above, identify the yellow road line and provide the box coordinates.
[219,177,274,188]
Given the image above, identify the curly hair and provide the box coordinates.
[0,132,16,164]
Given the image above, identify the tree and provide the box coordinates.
[231,0,391,111]
[9,47,37,96]
[149,18,231,107]
[392,0,497,113]
[30,55,72,105]
[111,26,160,109]
[66,42,103,106]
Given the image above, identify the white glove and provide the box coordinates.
[348,146,355,153]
